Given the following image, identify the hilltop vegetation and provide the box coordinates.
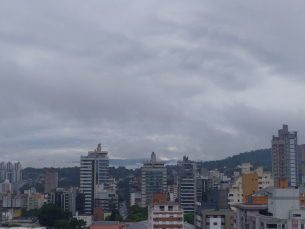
[198,146,302,171]
[198,148,272,170]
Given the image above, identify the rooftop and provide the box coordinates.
[92,221,119,225]
[233,203,268,210]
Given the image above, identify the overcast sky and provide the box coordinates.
[1,1,305,168]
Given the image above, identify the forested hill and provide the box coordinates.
[198,145,302,170]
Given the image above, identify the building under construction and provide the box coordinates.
[271,124,298,187]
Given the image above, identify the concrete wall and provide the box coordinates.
[268,188,299,219]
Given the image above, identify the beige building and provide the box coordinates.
[21,193,44,211]
[228,163,274,210]
[168,184,178,202]
[130,192,141,207]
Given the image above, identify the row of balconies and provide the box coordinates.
[153,217,183,221]
[153,224,183,228]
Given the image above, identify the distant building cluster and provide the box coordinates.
[0,161,22,184]
[2,124,305,229]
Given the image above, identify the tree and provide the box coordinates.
[105,208,123,222]
[69,218,86,229]
[38,204,72,227]
[105,214,123,221]
[55,220,70,229]
[184,212,194,225]
[21,207,40,217]
[125,206,148,222]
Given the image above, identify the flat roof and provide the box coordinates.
[234,203,268,210]
[92,221,119,225]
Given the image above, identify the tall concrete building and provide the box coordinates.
[302,144,305,186]
[177,156,197,213]
[80,144,109,215]
[272,124,298,187]
[44,169,58,193]
[141,152,167,207]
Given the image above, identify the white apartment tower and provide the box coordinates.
[80,144,109,215]
[141,152,167,207]
[272,124,298,187]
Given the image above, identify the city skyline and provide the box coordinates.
[1,1,305,168]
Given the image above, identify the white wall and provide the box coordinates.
[210,218,221,229]
[268,188,299,219]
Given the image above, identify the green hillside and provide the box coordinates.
[198,145,302,170]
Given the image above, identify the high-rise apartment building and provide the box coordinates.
[271,124,298,187]
[80,144,109,215]
[44,169,58,193]
[177,156,197,213]
[47,187,78,214]
[302,144,305,187]
[141,152,167,207]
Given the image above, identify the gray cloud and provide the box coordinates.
[0,0,305,167]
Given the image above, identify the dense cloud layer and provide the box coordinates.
[1,1,305,167]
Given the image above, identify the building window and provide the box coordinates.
[168,206,173,211]
[266,224,277,228]
[214,222,217,225]
[160,206,164,211]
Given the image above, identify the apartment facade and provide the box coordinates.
[228,163,274,210]
[148,193,184,229]
[177,156,197,213]
[235,188,304,229]
[80,144,109,215]
[47,187,78,214]
[44,169,58,193]
[141,152,167,207]
[168,184,178,202]
[301,144,305,187]
[94,189,118,212]
[130,192,141,207]
[272,124,298,187]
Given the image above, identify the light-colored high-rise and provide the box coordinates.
[80,144,109,215]
[271,124,298,187]
[177,156,197,213]
[141,152,167,207]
